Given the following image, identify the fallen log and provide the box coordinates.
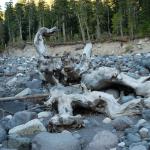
[0,94,49,102]
[0,73,16,77]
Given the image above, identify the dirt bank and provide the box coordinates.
[4,38,150,57]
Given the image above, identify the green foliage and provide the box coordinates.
[112,12,122,35]
[0,0,149,48]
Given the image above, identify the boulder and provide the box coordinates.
[86,130,118,150]
[112,116,133,131]
[126,133,141,143]
[143,97,150,108]
[142,109,150,121]
[6,77,17,87]
[32,131,81,150]
[118,142,125,148]
[102,117,112,124]
[9,119,46,136]
[139,127,149,138]
[135,119,146,128]
[9,111,37,128]
[17,66,26,71]
[6,134,31,150]
[15,88,32,97]
[0,126,7,143]
[0,67,4,73]
[26,79,42,89]
[129,145,146,150]
[128,141,149,150]
[0,116,12,130]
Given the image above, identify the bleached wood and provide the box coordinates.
[45,87,142,125]
[34,27,58,57]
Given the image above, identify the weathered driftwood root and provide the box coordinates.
[34,26,58,57]
[34,27,150,127]
[34,26,93,85]
[82,67,150,97]
[34,26,63,84]
[82,67,119,90]
[116,73,150,97]
[44,87,142,125]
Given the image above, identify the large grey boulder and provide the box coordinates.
[9,111,37,128]
[112,116,133,131]
[5,134,31,150]
[32,131,81,150]
[86,130,118,150]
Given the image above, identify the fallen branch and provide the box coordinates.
[0,94,49,102]
[0,73,16,77]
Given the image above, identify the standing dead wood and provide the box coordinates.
[34,26,58,57]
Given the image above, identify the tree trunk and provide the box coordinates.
[19,22,23,40]
[62,15,66,42]
[96,0,101,40]
[77,13,86,43]
[128,7,134,39]
[96,16,101,40]
[28,16,31,41]
[107,6,111,37]
[85,21,90,41]
[17,16,23,40]
[120,18,123,37]
[8,21,12,42]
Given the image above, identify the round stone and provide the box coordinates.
[102,117,112,124]
[139,127,149,138]
[118,142,125,147]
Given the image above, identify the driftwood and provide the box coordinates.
[82,67,150,97]
[34,27,150,126]
[0,73,16,77]
[0,94,49,102]
[34,26,58,57]
[44,86,142,125]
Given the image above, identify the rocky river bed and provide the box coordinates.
[0,52,150,150]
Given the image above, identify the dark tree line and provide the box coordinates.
[0,0,150,48]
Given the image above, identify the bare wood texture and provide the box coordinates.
[0,94,49,102]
